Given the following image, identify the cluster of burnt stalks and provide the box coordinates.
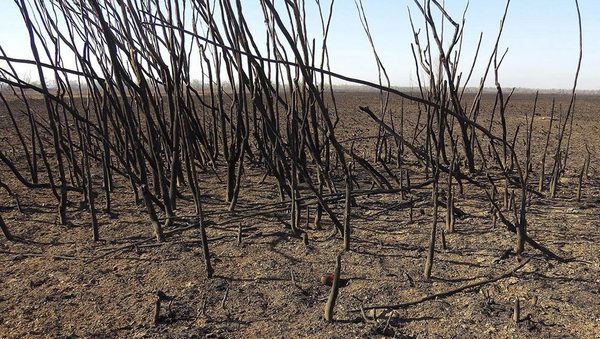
[0,0,585,285]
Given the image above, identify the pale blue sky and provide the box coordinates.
[1,1,598,90]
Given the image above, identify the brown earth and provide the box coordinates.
[0,91,599,338]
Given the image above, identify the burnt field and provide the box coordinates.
[0,0,599,338]
[0,91,598,338]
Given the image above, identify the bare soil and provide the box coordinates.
[0,92,599,338]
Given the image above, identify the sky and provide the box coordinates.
[0,0,598,90]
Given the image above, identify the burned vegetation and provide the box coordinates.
[0,0,598,337]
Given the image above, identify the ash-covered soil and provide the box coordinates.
[0,92,599,338]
